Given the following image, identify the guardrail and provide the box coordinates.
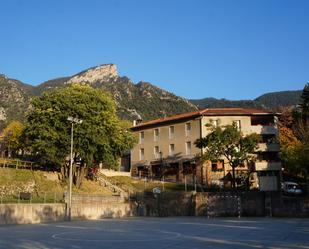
[97,174,130,198]
[63,193,125,204]
[0,191,64,204]
[0,158,33,169]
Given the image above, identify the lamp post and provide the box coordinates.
[67,116,82,221]
[8,130,13,159]
[160,151,165,192]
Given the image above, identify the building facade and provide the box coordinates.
[130,108,281,191]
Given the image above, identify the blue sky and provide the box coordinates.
[0,0,308,100]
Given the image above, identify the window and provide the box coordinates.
[211,160,224,171]
[186,141,192,155]
[139,132,144,143]
[140,148,144,160]
[169,126,175,139]
[169,144,175,156]
[154,146,160,159]
[251,115,274,126]
[233,120,241,131]
[185,123,191,136]
[154,129,159,141]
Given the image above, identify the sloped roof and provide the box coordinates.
[131,108,276,130]
[199,108,274,115]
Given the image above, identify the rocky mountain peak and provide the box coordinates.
[67,64,118,84]
[0,74,8,79]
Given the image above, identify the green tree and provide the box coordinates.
[23,84,136,187]
[284,144,309,177]
[195,123,259,188]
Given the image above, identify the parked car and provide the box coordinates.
[282,181,303,195]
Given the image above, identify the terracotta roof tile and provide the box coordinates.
[132,108,276,129]
[199,108,274,115]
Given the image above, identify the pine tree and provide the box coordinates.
[300,83,309,123]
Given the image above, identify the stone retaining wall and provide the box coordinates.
[0,202,136,225]
[136,191,309,218]
[134,192,195,217]
[72,202,135,220]
[0,204,66,225]
[100,169,131,177]
[1,192,309,225]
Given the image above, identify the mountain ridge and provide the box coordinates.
[0,64,303,129]
[0,64,197,128]
[190,90,302,110]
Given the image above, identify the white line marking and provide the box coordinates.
[52,229,181,242]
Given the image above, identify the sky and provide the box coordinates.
[0,0,308,100]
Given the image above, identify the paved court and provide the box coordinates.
[0,217,309,249]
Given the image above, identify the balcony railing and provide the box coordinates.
[255,161,281,171]
[257,143,280,152]
[250,125,278,135]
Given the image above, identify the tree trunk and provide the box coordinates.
[60,156,86,188]
[74,164,86,188]
[60,163,69,180]
[232,166,236,188]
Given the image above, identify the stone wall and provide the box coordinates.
[1,192,309,225]
[100,169,131,177]
[195,193,240,217]
[138,192,196,217]
[67,194,126,204]
[136,191,309,218]
[72,203,135,220]
[0,202,136,225]
[0,204,66,225]
[240,191,265,216]
[272,194,309,217]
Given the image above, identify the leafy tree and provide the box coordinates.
[0,121,24,157]
[277,105,308,180]
[195,123,259,188]
[279,107,309,182]
[23,84,136,187]
[283,144,309,177]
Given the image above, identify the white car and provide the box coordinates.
[282,181,303,195]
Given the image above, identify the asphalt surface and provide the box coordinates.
[0,217,308,249]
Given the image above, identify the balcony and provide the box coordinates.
[258,143,280,152]
[250,125,278,135]
[255,161,281,171]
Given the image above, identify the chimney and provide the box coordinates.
[133,117,143,126]
[132,112,142,126]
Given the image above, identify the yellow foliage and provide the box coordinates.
[2,121,24,150]
[279,126,301,149]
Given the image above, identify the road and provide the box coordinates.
[0,217,308,249]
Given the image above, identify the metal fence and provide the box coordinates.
[0,191,64,204]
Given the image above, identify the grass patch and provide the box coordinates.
[106,176,199,192]
[0,168,114,203]
[75,179,114,196]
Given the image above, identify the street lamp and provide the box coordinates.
[159,151,165,192]
[8,130,13,159]
[67,116,82,221]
